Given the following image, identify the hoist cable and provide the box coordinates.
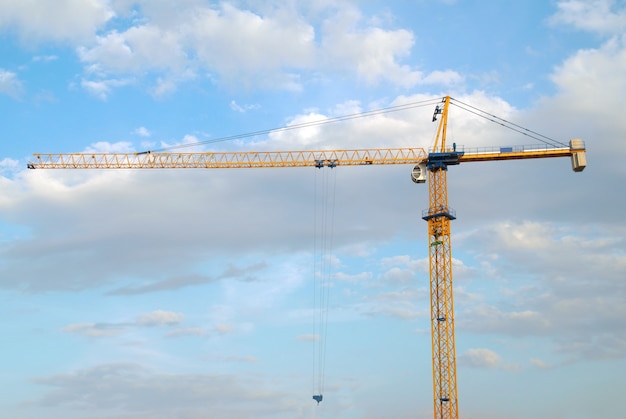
[311,169,320,397]
[319,168,336,395]
[311,166,337,400]
[312,167,325,398]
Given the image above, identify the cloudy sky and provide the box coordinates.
[1,1,625,418]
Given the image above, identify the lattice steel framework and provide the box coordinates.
[425,167,458,419]
[423,96,459,418]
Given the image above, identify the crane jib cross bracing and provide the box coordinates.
[29,96,587,419]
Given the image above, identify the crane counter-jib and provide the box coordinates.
[457,139,586,172]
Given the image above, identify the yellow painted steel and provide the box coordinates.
[30,148,428,169]
[30,145,586,170]
[428,168,458,419]
[426,96,459,419]
[460,147,572,162]
[29,96,587,419]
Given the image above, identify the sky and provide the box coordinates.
[0,0,625,418]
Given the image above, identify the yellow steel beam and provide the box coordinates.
[429,142,586,172]
[30,144,587,171]
[29,148,428,169]
[427,96,459,419]
[459,146,573,162]
[427,167,458,419]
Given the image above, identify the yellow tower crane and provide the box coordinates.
[28,96,586,419]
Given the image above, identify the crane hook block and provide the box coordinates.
[313,394,323,404]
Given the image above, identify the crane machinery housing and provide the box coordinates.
[29,96,586,419]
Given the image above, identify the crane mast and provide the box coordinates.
[424,96,459,418]
[28,96,587,419]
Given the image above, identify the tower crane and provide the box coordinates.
[28,96,586,419]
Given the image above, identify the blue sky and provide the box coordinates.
[1,1,625,418]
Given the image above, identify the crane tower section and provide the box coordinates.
[423,96,461,418]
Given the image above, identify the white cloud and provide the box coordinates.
[137,310,184,326]
[32,55,58,62]
[76,2,316,92]
[362,288,427,320]
[78,24,189,74]
[80,80,111,100]
[550,0,626,35]
[382,267,414,284]
[555,334,626,362]
[0,158,19,170]
[151,76,179,97]
[59,2,457,95]
[333,271,372,282]
[0,69,23,98]
[214,323,235,334]
[84,141,135,153]
[459,348,521,371]
[264,111,328,148]
[422,69,464,85]
[62,310,186,338]
[230,100,261,113]
[456,220,626,365]
[530,358,553,369]
[134,126,151,137]
[30,362,298,416]
[107,263,267,296]
[321,8,422,86]
[548,36,626,128]
[157,134,205,151]
[0,0,114,44]
[166,327,208,338]
[459,348,501,368]
[459,300,549,336]
[62,322,125,337]
[189,3,315,74]
[80,77,132,100]
[544,3,626,151]
[377,306,422,320]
